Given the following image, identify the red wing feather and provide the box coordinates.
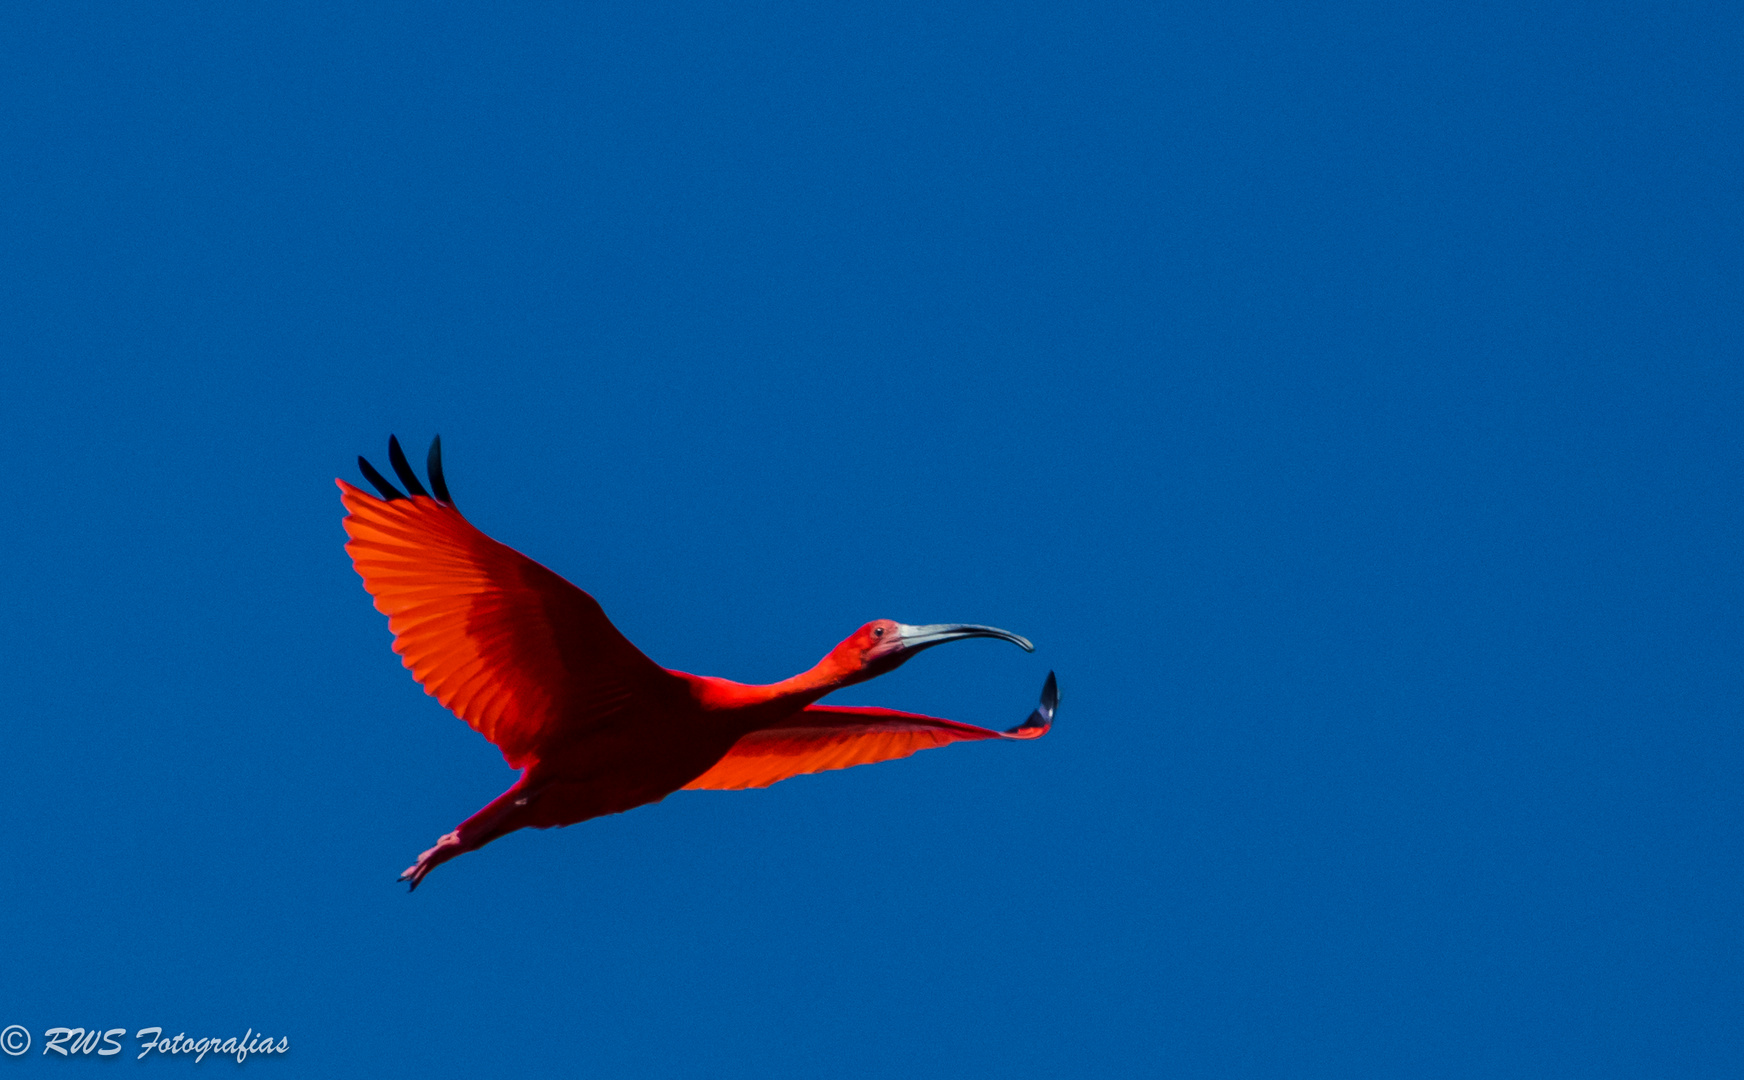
[683,704,1049,791]
[338,479,678,768]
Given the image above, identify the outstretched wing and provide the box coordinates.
[684,673,1056,791]
[339,438,680,769]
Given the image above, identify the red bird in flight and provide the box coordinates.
[341,436,1057,890]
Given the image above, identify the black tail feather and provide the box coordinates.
[387,435,431,498]
[358,456,407,500]
[426,435,454,506]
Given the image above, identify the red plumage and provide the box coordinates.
[341,439,1054,890]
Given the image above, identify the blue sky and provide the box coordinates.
[1,2,1739,1076]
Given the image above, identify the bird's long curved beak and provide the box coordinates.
[896,623,1034,653]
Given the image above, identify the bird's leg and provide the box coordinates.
[399,775,544,891]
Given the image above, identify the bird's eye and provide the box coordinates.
[873,626,885,637]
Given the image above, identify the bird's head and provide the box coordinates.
[829,619,1034,686]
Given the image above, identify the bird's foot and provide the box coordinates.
[398,830,461,892]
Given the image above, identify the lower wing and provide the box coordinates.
[683,672,1056,791]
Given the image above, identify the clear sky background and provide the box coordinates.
[1,2,1739,1076]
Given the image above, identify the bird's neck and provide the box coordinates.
[690,653,862,715]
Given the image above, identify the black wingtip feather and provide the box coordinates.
[1006,671,1058,735]
[358,456,407,500]
[426,435,453,506]
[387,435,431,498]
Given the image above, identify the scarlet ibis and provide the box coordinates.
[341,436,1056,890]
